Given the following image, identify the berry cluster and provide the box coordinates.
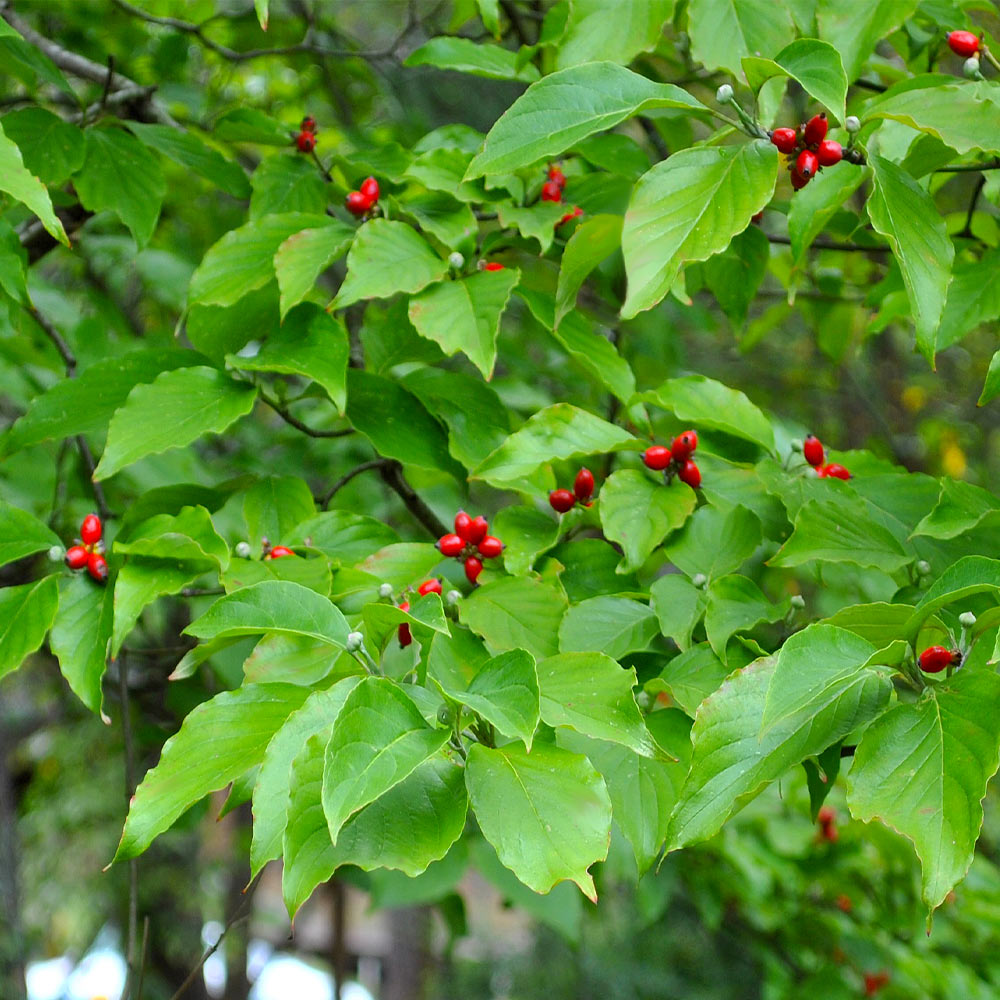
[770,114,843,190]
[816,805,838,843]
[540,163,584,227]
[918,644,961,674]
[642,430,701,488]
[436,511,503,584]
[397,578,443,647]
[802,434,851,480]
[345,176,380,218]
[295,115,317,153]
[549,467,595,513]
[64,513,108,584]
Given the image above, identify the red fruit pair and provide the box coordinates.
[345,176,380,217]
[437,511,503,585]
[642,431,701,488]
[265,545,295,559]
[918,645,961,673]
[947,30,979,57]
[65,513,108,584]
[549,468,596,514]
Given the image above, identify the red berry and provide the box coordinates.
[267,545,295,559]
[573,467,594,501]
[454,511,473,539]
[919,645,958,673]
[65,545,88,570]
[478,535,503,559]
[464,556,483,585]
[751,211,763,224]
[437,533,464,557]
[482,261,505,271]
[417,578,442,596]
[790,168,810,191]
[80,513,102,545]
[803,434,825,467]
[818,806,835,825]
[301,115,316,132]
[821,823,839,843]
[642,446,672,471]
[670,430,698,461]
[557,206,584,227]
[835,894,852,913]
[540,180,562,203]
[549,488,575,513]
[296,131,316,153]
[345,190,368,216]
[823,463,851,481]
[947,30,979,57]
[86,551,108,584]
[547,164,566,189]
[803,113,828,145]
[398,600,412,648]
[817,139,842,166]
[677,459,701,489]
[796,148,819,179]
[360,176,380,204]
[466,516,488,544]
[770,127,798,154]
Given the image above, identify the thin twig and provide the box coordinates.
[180,587,225,598]
[765,233,890,253]
[378,461,448,537]
[319,459,388,509]
[958,174,986,239]
[117,658,139,1000]
[934,158,1000,173]
[259,393,355,439]
[99,56,115,111]
[134,917,150,1000]
[638,116,669,161]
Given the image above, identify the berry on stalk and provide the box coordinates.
[947,29,980,57]
[482,261,505,271]
[822,463,851,481]
[547,164,566,189]
[574,467,595,502]
[65,545,88,570]
[80,513,102,545]
[464,556,483,585]
[677,460,701,489]
[418,579,442,596]
[549,488,576,513]
[267,545,295,559]
[478,536,503,559]
[465,516,489,544]
[296,131,316,153]
[540,180,562,203]
[919,645,959,673]
[671,430,698,461]
[642,446,672,471]
[803,113,828,145]
[770,127,798,154]
[796,148,819,179]
[360,176,380,203]
[87,551,108,584]
[817,139,842,166]
[454,511,473,539]
[398,601,412,647]
[790,168,810,191]
[803,434,824,467]
[345,190,369,216]
[437,533,464,557]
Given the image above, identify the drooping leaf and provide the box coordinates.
[0,501,61,567]
[816,0,918,80]
[0,119,67,246]
[274,222,354,318]
[49,574,113,715]
[912,479,1000,541]
[460,576,568,660]
[555,0,673,69]
[2,108,84,186]
[687,0,794,76]
[742,39,848,122]
[704,574,790,657]
[661,504,762,581]
[405,37,540,82]
[287,511,400,563]
[787,165,866,264]
[555,214,623,327]
[650,575,705,652]
[0,576,60,681]
[242,476,316,554]
[250,154,328,218]
[558,597,659,660]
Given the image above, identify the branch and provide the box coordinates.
[319,459,389,509]
[258,393,355,439]
[378,460,448,537]
[958,174,986,239]
[934,159,1000,173]
[116,658,140,1000]
[765,233,891,254]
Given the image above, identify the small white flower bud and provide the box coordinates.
[235,541,252,559]
[346,631,364,651]
[959,611,977,628]
[716,83,734,103]
[378,582,393,598]
[790,595,805,609]
[448,251,464,269]
[48,545,64,562]
[845,115,860,133]
[446,589,462,605]
[636,691,652,710]
[790,438,803,453]
[692,573,707,588]
[916,560,932,576]
[964,56,981,78]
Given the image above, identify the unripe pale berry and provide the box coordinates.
[345,190,369,216]
[478,535,503,559]
[418,578,442,596]
[671,429,698,461]
[796,149,819,179]
[346,631,364,651]
[549,489,576,513]
[235,541,252,559]
[446,589,461,605]
[791,595,805,609]
[464,556,483,584]
[437,533,465,557]
[379,582,394,598]
[87,551,108,584]
[716,83,734,103]
[692,573,707,588]
[947,29,980,57]
[80,513,102,545]
[677,459,701,489]
[817,140,842,166]
[448,251,465,269]
[360,176,379,204]
[770,128,798,154]
[574,467,595,501]
[65,545,88,570]
[916,560,932,576]
[642,445,672,471]
[803,434,825,467]
[959,611,977,628]
[803,113,828,145]
[918,645,957,673]
[540,180,562,203]
[964,56,982,78]
[845,115,860,134]
[48,545,63,562]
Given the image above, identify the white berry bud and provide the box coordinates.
[916,560,932,576]
[235,541,251,558]
[346,631,364,651]
[446,589,462,605]
[448,251,464,269]
[48,545,64,562]
[845,115,860,134]
[964,56,981,78]
[790,438,803,453]
[716,83,734,103]
[790,595,805,609]
[959,611,977,628]
[636,691,652,710]
[692,573,707,588]
[378,582,393,598]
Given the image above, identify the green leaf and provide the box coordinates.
[867,155,953,363]
[787,165,866,264]
[189,213,333,307]
[229,305,349,413]
[333,219,450,309]
[621,142,778,318]
[254,0,269,29]
[816,0,918,80]
[476,0,501,35]
[465,742,612,899]
[687,0,794,76]
[114,683,311,861]
[742,39,848,122]
[847,669,1000,910]
[274,222,354,318]
[94,367,257,480]
[637,375,775,453]
[0,119,67,246]
[662,504,762,581]
[555,0,673,69]
[650,575,704,652]
[408,268,520,378]
[465,62,707,178]
[655,643,730,715]
[321,677,450,843]
[400,191,477,250]
[496,201,567,254]
[437,648,540,749]
[701,225,770,329]
[357,543,443,591]
[473,403,636,492]
[75,124,165,248]
[362,593,450,650]
[405,37,540,82]
[704,574,790,657]
[0,576,59,681]
[0,218,28,305]
[491,504,561,576]
[185,580,350,646]
[770,497,913,573]
[555,214,622,327]
[346,369,463,479]
[0,501,60,567]
[559,597,659,660]
[116,505,229,568]
[127,122,250,198]
[49,574,113,715]
[912,479,1000,541]
[214,108,290,146]
[461,577,568,660]
[823,601,918,648]
[222,554,331,597]
[250,153,327,217]
[287,511,399,563]
[980,349,1000,406]
[904,557,1000,639]
[242,476,316,553]
[666,652,890,850]
[599,469,697,572]
[537,650,656,757]
[937,248,1000,352]
[2,108,84,186]
[249,678,361,877]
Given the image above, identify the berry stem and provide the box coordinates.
[309,148,333,182]
[983,47,1000,73]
